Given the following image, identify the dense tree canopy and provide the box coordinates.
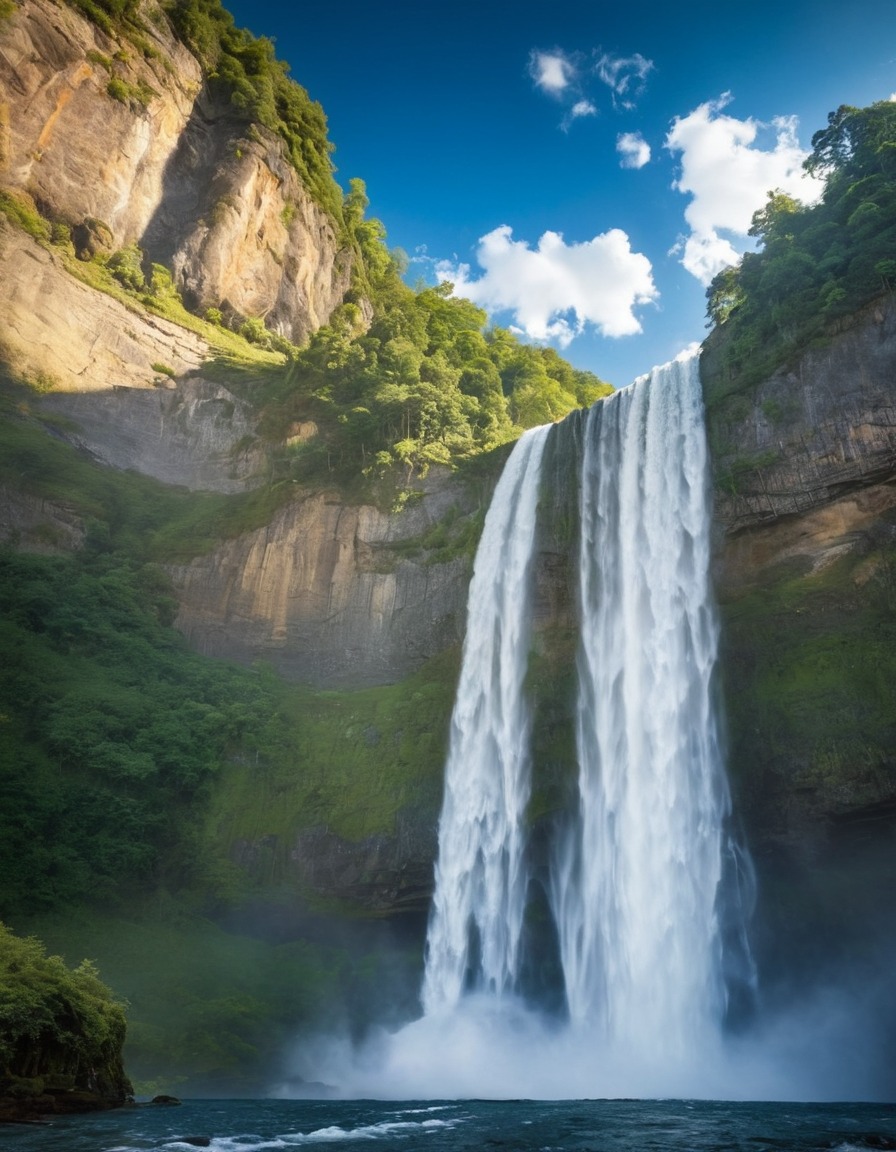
[0,922,129,1095]
[251,178,612,494]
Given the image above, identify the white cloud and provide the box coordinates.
[666,94,824,284]
[529,51,575,96]
[595,51,654,109]
[617,131,651,169]
[571,99,597,120]
[435,226,657,346]
[530,46,653,129]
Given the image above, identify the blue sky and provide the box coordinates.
[224,0,896,387]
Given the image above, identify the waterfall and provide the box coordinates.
[422,424,551,1015]
[551,351,732,1056]
[418,350,754,1078]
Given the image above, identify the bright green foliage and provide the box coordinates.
[254,197,613,496]
[705,100,896,395]
[106,242,146,292]
[0,189,51,243]
[0,550,272,915]
[0,922,129,1091]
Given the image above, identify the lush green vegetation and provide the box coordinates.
[248,178,612,497]
[0,542,457,919]
[0,547,261,915]
[705,100,896,399]
[0,922,130,1099]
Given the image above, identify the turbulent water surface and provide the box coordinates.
[5,1099,896,1152]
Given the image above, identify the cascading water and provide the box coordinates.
[423,424,551,1014]
[551,351,733,1058]
[422,349,752,1062]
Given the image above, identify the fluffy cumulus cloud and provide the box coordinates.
[435,226,657,346]
[617,131,651,169]
[666,94,824,284]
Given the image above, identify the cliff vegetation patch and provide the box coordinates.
[704,100,896,406]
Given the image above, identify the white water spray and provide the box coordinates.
[311,354,769,1098]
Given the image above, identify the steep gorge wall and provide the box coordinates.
[0,0,351,345]
[169,475,476,688]
[703,294,896,984]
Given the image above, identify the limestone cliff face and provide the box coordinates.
[41,369,266,492]
[169,475,477,688]
[0,0,351,342]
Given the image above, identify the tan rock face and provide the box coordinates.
[0,0,351,343]
[0,223,207,391]
[168,478,475,687]
[0,0,201,240]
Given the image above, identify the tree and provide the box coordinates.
[805,101,896,183]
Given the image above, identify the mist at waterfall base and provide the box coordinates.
[279,352,895,1103]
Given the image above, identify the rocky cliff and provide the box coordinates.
[169,475,476,687]
[703,295,896,987]
[0,0,351,346]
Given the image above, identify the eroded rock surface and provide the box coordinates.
[0,0,351,343]
[706,297,896,534]
[169,476,476,687]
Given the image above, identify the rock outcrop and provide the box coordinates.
[41,370,265,492]
[169,473,477,687]
[0,223,208,392]
[705,297,896,535]
[0,0,351,344]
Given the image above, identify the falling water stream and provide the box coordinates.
[422,424,551,1014]
[551,352,730,1056]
